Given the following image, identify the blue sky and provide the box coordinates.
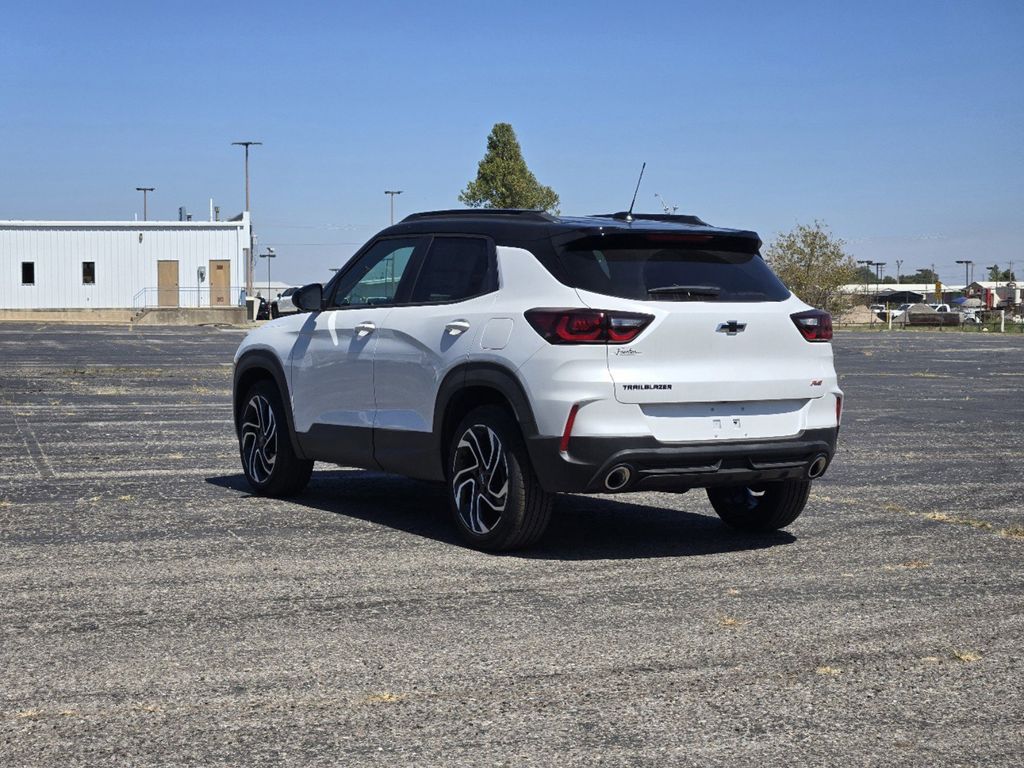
[2,0,1022,284]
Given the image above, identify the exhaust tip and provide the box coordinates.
[604,465,633,491]
[807,454,829,479]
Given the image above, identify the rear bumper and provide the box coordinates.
[526,427,839,493]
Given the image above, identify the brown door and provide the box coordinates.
[157,260,179,307]
[209,260,230,306]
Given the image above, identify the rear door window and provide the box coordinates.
[408,236,495,304]
[555,234,789,302]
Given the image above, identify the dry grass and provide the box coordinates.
[0,500,11,509]
[725,588,741,596]
[14,709,43,719]
[883,559,931,571]
[718,616,747,628]
[923,512,993,530]
[364,693,406,704]
[118,494,133,502]
[815,666,842,676]
[134,703,161,713]
[952,650,981,663]
[999,526,1024,540]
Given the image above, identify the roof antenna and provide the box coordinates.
[625,162,646,222]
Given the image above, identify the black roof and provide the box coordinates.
[383,209,761,248]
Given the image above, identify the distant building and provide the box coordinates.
[0,214,251,310]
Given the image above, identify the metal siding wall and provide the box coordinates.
[0,222,248,309]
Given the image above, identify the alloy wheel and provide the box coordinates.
[240,394,278,484]
[452,424,509,535]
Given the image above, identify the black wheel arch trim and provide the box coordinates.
[402,362,540,482]
[233,349,308,460]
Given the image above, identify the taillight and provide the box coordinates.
[525,309,653,344]
[790,309,833,342]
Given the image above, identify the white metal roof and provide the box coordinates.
[0,218,248,228]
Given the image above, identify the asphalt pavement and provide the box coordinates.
[1,323,1021,767]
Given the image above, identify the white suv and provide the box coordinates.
[233,210,842,550]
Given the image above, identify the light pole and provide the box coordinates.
[233,141,262,299]
[956,260,973,294]
[136,187,155,221]
[232,141,262,211]
[385,190,403,225]
[260,247,276,300]
[895,259,903,284]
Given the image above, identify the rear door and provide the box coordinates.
[372,235,498,475]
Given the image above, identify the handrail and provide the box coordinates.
[132,286,245,309]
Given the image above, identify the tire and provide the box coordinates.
[706,479,810,531]
[447,405,552,551]
[238,380,313,497]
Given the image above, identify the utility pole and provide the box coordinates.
[385,190,403,225]
[136,187,155,221]
[233,141,262,300]
[872,261,886,299]
[857,260,873,305]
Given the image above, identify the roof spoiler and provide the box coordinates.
[401,209,556,223]
[596,212,709,226]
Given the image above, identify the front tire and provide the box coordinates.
[238,380,313,497]
[448,406,552,551]
[707,479,810,531]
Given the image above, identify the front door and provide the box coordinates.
[289,236,426,467]
[157,260,179,307]
[209,259,230,306]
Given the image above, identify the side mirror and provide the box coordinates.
[292,283,323,312]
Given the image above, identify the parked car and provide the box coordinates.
[271,287,299,318]
[232,210,842,550]
[928,303,950,313]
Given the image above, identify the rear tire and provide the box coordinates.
[447,405,552,551]
[707,479,810,531]
[238,380,313,497]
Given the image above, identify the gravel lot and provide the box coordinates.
[1,323,1021,767]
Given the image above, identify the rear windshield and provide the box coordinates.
[554,234,790,302]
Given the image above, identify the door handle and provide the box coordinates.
[445,320,470,336]
[355,321,376,337]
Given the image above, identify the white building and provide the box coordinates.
[0,214,251,310]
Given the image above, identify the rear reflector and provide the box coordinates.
[836,394,843,425]
[790,309,833,342]
[560,403,580,453]
[525,308,654,344]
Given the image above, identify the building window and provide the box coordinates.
[82,261,96,285]
[21,262,35,285]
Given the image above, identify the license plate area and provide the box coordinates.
[639,399,807,442]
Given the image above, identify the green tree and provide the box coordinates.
[459,123,559,211]
[908,268,938,284]
[987,265,1016,281]
[764,221,857,312]
[853,264,875,283]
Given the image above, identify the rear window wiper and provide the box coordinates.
[647,284,721,299]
